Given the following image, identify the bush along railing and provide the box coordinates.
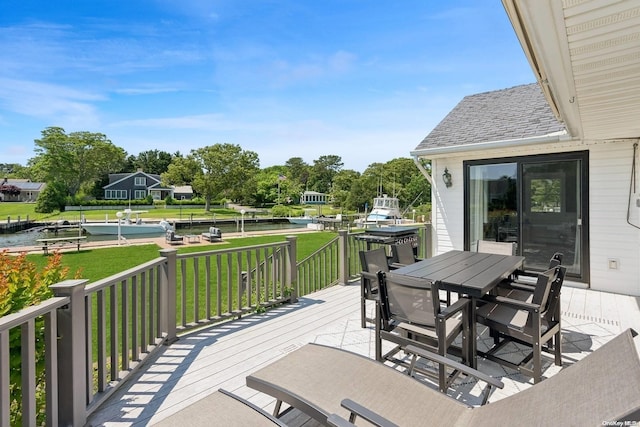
[0,226,434,426]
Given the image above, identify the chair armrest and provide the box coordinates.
[438,297,470,320]
[327,413,357,427]
[389,262,408,269]
[361,271,379,281]
[482,294,541,312]
[405,344,504,390]
[506,282,536,292]
[340,399,399,427]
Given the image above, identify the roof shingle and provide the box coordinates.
[413,83,566,152]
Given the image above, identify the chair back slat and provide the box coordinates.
[476,240,516,255]
[381,271,438,328]
[359,248,390,274]
[359,248,390,294]
[391,243,417,265]
[543,265,566,322]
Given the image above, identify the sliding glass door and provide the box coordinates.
[465,151,588,279]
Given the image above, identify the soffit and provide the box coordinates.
[504,0,640,140]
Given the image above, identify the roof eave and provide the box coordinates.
[411,131,571,159]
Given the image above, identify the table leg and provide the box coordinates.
[469,297,478,369]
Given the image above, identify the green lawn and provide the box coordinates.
[26,232,338,283]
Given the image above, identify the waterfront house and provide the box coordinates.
[103,170,174,201]
[0,178,46,202]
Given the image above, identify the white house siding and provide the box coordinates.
[428,138,640,297]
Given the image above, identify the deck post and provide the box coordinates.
[338,230,348,285]
[424,223,433,258]
[159,249,178,344]
[50,279,88,427]
[286,236,298,303]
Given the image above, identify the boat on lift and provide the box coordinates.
[355,194,414,228]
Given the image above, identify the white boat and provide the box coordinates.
[356,194,413,227]
[81,209,172,236]
[287,209,318,225]
[287,216,316,225]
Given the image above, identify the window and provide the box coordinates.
[105,190,128,199]
[134,190,147,199]
[134,176,146,186]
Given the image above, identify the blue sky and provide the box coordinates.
[0,0,535,172]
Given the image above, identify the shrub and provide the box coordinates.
[0,250,78,426]
[271,204,289,218]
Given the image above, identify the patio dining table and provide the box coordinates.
[391,250,525,367]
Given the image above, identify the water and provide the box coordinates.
[0,221,306,248]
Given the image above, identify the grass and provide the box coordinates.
[26,232,338,282]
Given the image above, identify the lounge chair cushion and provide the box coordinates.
[153,389,286,426]
[247,343,471,426]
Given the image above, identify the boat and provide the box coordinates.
[81,209,173,236]
[356,194,413,227]
[287,209,318,225]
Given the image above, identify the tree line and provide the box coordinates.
[2,126,431,214]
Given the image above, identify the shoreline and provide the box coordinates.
[2,227,318,255]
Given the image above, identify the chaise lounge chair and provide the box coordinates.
[247,328,640,426]
[152,388,356,427]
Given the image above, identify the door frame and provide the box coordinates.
[463,150,589,282]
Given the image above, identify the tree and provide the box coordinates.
[186,144,260,210]
[130,149,174,174]
[161,156,202,188]
[284,157,310,188]
[309,155,343,193]
[330,169,360,208]
[34,181,67,213]
[30,127,126,198]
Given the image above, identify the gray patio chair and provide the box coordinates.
[390,242,452,305]
[476,265,567,383]
[476,240,516,255]
[376,270,472,392]
[247,329,640,426]
[389,242,421,267]
[358,248,393,328]
[165,230,184,245]
[501,251,563,289]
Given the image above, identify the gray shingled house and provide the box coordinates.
[411,0,640,297]
[103,171,174,201]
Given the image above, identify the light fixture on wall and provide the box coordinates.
[442,168,452,188]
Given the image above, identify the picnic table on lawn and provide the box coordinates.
[36,236,87,254]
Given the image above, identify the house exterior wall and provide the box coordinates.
[428,138,640,296]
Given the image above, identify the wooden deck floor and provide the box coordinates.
[88,281,640,426]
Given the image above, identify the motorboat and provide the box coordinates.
[81,209,172,236]
[355,194,413,227]
[287,209,318,225]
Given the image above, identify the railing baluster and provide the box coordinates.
[110,285,118,380]
[131,275,139,362]
[140,271,147,352]
[216,254,222,317]
[121,279,129,371]
[205,256,211,319]
[0,331,8,427]
[180,258,187,327]
[97,289,106,392]
[21,319,36,426]
[44,310,58,427]
[226,253,232,314]
[193,257,199,323]
[85,294,93,405]
[236,251,243,313]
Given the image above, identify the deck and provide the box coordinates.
[88,281,640,426]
